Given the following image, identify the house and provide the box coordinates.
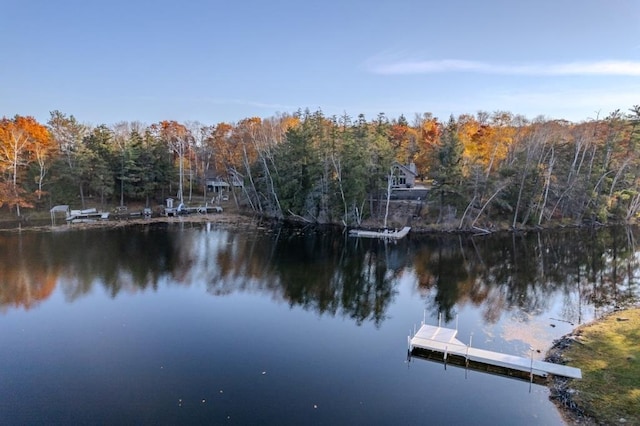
[391,162,418,188]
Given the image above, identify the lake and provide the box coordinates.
[1,222,638,425]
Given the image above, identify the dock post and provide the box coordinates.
[529,348,535,392]
[455,314,459,332]
[438,312,441,328]
[444,345,448,369]
[529,348,534,383]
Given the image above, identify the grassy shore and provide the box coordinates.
[548,308,640,425]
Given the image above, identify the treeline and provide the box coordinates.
[1,107,639,228]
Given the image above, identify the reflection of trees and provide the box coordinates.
[53,225,184,299]
[0,224,406,326]
[205,228,404,326]
[0,224,184,310]
[2,224,639,327]
[0,233,58,311]
[412,236,470,321]
[410,226,640,325]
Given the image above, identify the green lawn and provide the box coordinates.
[562,308,640,424]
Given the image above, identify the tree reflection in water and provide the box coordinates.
[1,224,639,325]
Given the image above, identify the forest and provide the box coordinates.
[1,107,639,230]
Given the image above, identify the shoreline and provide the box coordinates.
[0,212,264,233]
[1,204,636,235]
[545,306,640,425]
[546,336,596,425]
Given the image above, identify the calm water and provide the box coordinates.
[1,222,638,425]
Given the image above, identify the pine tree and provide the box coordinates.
[432,116,464,222]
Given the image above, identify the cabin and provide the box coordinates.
[206,178,229,194]
[391,162,418,188]
[206,171,244,194]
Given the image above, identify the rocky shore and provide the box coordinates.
[545,307,640,426]
[546,336,596,425]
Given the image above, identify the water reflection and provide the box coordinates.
[1,224,639,325]
[411,227,639,325]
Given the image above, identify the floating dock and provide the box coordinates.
[349,226,410,240]
[409,321,581,380]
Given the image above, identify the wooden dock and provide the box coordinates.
[409,323,581,380]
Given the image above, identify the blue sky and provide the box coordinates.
[2,0,639,126]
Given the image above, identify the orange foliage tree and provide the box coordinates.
[0,116,52,215]
[459,112,514,180]
[414,114,441,178]
[389,115,420,166]
[209,122,235,174]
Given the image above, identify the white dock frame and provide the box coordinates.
[408,314,581,380]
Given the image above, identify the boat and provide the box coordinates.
[348,226,410,240]
[196,204,223,214]
[66,208,110,223]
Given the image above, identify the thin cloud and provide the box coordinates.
[368,59,640,76]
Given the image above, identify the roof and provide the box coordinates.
[206,179,230,187]
[392,162,418,176]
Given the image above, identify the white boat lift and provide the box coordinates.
[408,315,581,380]
[65,208,110,223]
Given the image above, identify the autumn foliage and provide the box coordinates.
[0,116,53,213]
[1,107,640,229]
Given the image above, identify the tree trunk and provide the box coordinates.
[383,169,392,229]
[537,146,555,225]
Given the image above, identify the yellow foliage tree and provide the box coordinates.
[459,112,514,179]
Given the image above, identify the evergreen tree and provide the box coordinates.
[83,125,115,206]
[273,110,322,218]
[432,116,464,222]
